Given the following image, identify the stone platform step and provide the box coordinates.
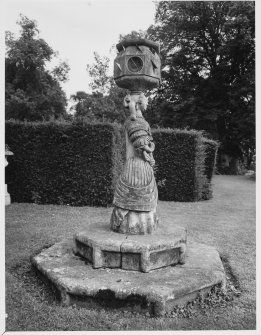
[31,239,225,316]
[74,222,187,272]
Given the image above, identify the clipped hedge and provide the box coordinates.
[6,121,218,206]
[152,128,218,201]
[5,120,123,206]
[203,138,219,181]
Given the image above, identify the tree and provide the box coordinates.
[71,51,128,123]
[147,1,255,167]
[86,52,111,95]
[118,29,148,42]
[5,14,70,121]
[70,87,127,123]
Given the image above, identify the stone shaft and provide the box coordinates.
[110,92,158,235]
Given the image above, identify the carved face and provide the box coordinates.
[123,93,148,120]
[123,94,131,107]
[138,93,148,112]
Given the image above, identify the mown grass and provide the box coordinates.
[5,175,256,330]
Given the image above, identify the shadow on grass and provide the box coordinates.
[220,254,241,291]
[8,243,59,306]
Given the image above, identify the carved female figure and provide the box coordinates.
[110,92,159,234]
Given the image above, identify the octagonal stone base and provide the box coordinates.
[74,222,187,273]
[31,239,225,316]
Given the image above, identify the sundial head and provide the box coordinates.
[114,38,161,92]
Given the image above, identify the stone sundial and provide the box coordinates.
[32,39,226,316]
[75,38,187,272]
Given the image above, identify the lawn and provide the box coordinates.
[5,175,256,331]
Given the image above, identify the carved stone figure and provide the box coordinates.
[110,92,158,234]
[110,39,162,235]
[76,39,187,271]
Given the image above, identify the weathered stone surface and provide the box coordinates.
[31,239,226,316]
[110,206,159,235]
[111,39,162,235]
[74,222,187,272]
[113,157,158,212]
[110,90,159,235]
[114,39,161,91]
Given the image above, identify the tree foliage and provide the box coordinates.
[5,14,70,121]
[118,30,148,42]
[70,89,125,123]
[70,86,128,123]
[71,51,127,123]
[86,52,111,95]
[147,1,255,164]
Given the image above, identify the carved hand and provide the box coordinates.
[143,151,155,167]
[143,142,155,153]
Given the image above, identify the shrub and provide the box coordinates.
[6,121,218,206]
[203,138,219,180]
[5,120,123,206]
[152,128,218,201]
[201,138,219,199]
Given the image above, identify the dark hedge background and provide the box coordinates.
[6,121,218,206]
[5,120,123,206]
[153,129,218,201]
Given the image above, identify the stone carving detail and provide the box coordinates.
[110,39,162,235]
[110,92,159,234]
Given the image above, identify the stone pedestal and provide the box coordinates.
[32,239,225,316]
[74,222,187,273]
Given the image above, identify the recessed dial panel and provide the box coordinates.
[127,56,144,73]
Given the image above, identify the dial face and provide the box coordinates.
[127,56,143,73]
